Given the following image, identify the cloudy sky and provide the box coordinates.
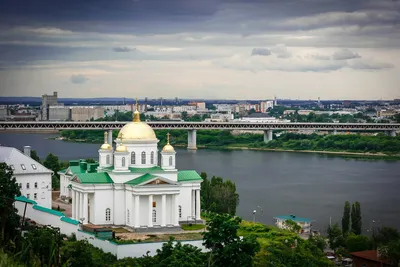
[0,0,399,100]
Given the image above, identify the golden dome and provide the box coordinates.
[116,144,127,152]
[162,144,175,153]
[162,132,175,152]
[101,143,112,150]
[117,98,157,140]
[100,131,112,150]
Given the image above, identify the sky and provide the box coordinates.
[0,0,400,100]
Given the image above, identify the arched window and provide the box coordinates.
[106,208,111,221]
[131,152,135,164]
[106,155,110,164]
[169,156,173,166]
[127,209,130,224]
[26,183,30,189]
[34,182,38,188]
[152,210,156,223]
[179,205,182,218]
[141,152,146,164]
[122,157,126,167]
[150,151,154,164]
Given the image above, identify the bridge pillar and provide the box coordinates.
[333,129,338,135]
[263,130,273,143]
[187,130,197,150]
[389,130,397,137]
[108,130,113,146]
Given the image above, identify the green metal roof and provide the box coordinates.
[177,170,203,182]
[69,166,86,174]
[61,216,80,225]
[102,166,165,173]
[33,205,65,217]
[74,172,114,184]
[15,195,37,205]
[59,168,67,174]
[125,173,157,186]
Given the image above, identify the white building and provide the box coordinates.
[59,106,202,228]
[274,215,312,233]
[0,146,52,208]
[260,101,274,113]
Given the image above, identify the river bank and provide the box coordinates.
[53,136,400,160]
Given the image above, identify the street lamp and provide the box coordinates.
[253,210,257,223]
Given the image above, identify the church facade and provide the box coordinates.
[59,106,202,229]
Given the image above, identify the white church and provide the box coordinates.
[59,106,202,229]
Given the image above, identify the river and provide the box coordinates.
[1,133,400,232]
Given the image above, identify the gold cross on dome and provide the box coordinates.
[135,97,138,110]
[166,132,170,144]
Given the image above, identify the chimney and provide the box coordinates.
[23,146,31,157]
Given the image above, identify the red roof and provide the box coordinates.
[350,250,389,264]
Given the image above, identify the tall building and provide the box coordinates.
[0,145,52,208]
[41,92,58,120]
[59,106,202,227]
[260,101,274,113]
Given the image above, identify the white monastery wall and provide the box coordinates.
[93,189,114,225]
[178,186,195,221]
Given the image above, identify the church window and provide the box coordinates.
[152,210,156,223]
[153,201,156,208]
[131,152,135,164]
[169,156,173,166]
[122,157,126,167]
[106,208,111,221]
[179,205,182,218]
[141,152,146,164]
[127,209,130,224]
[150,151,154,164]
[106,155,110,164]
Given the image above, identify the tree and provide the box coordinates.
[25,227,62,266]
[345,233,371,252]
[327,223,344,250]
[155,238,206,267]
[203,213,260,267]
[342,201,351,236]
[372,226,400,249]
[283,219,301,233]
[30,150,40,162]
[43,153,61,190]
[351,202,362,235]
[0,163,21,243]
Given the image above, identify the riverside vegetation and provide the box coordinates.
[59,129,400,157]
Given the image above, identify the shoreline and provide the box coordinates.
[55,137,400,160]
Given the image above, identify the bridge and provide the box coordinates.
[0,121,398,149]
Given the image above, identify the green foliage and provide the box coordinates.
[342,201,351,236]
[0,249,25,267]
[43,153,61,190]
[283,219,302,233]
[23,227,62,266]
[30,150,40,162]
[351,202,362,235]
[257,237,334,267]
[345,233,371,252]
[371,226,400,249]
[180,224,205,231]
[239,221,272,233]
[200,173,239,215]
[0,163,21,244]
[61,240,117,267]
[203,213,260,267]
[327,223,344,250]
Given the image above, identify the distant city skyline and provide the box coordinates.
[0,0,400,99]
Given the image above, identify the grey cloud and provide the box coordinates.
[70,74,89,84]
[332,49,361,60]
[347,59,395,70]
[270,44,292,58]
[308,54,331,60]
[251,48,271,56]
[113,46,135,52]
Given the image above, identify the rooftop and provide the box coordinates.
[0,146,52,175]
[350,250,389,264]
